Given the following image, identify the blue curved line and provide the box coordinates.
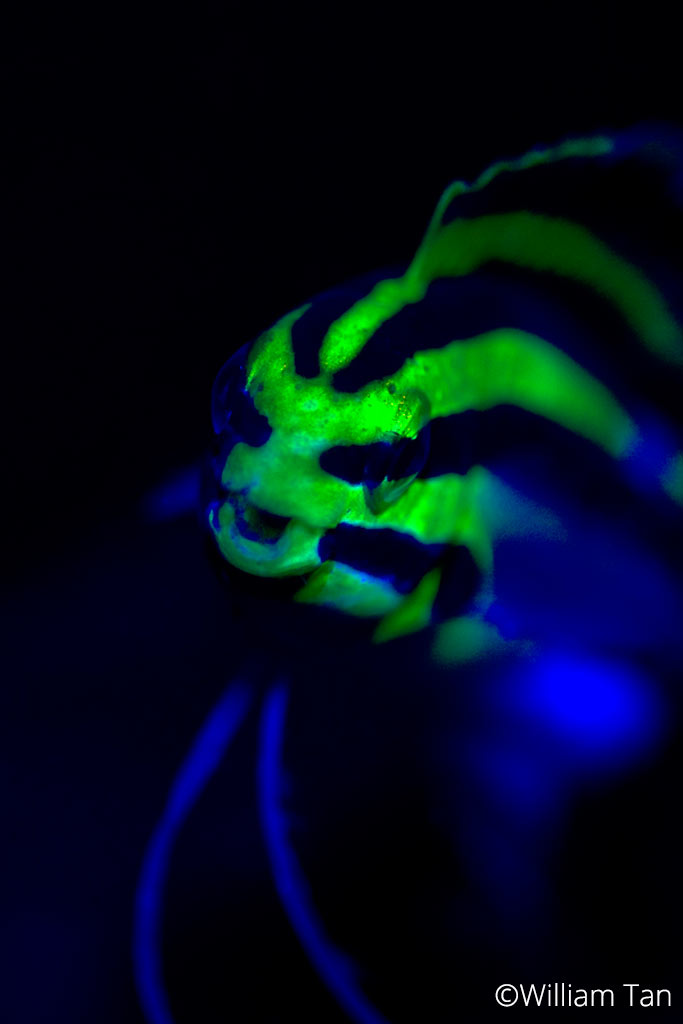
[258,682,391,1024]
[133,681,252,1024]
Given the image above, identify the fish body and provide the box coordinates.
[205,128,683,656]
[135,129,683,1024]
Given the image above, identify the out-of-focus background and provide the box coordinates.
[3,9,682,1022]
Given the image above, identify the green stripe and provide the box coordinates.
[319,210,683,375]
[410,213,683,366]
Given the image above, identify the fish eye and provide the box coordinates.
[363,424,431,512]
[363,425,431,487]
[210,344,271,447]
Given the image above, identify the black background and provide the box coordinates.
[3,7,682,1023]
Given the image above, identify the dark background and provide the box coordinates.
[3,7,682,1023]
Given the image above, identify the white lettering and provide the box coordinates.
[519,983,546,1007]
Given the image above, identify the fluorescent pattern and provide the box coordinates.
[206,129,683,645]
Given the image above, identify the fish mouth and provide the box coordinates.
[209,490,324,579]
[227,490,290,546]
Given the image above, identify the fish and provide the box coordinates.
[205,127,683,657]
[136,127,683,1024]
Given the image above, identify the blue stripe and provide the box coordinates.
[320,524,444,594]
[258,683,391,1024]
[133,681,252,1024]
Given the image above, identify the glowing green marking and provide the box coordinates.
[321,210,683,374]
[242,314,635,459]
[411,214,683,366]
[223,434,358,529]
[210,132,683,642]
[319,132,681,375]
[319,276,422,375]
[389,329,639,458]
[220,307,636,586]
[416,136,615,258]
[319,138,616,376]
[345,471,493,570]
[431,616,533,665]
[294,560,402,616]
[373,568,442,643]
[209,503,322,577]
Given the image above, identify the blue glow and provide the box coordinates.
[142,465,201,522]
[494,516,683,655]
[258,684,390,1024]
[464,738,561,820]
[623,417,679,499]
[513,652,665,768]
[133,681,252,1024]
[451,647,667,936]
